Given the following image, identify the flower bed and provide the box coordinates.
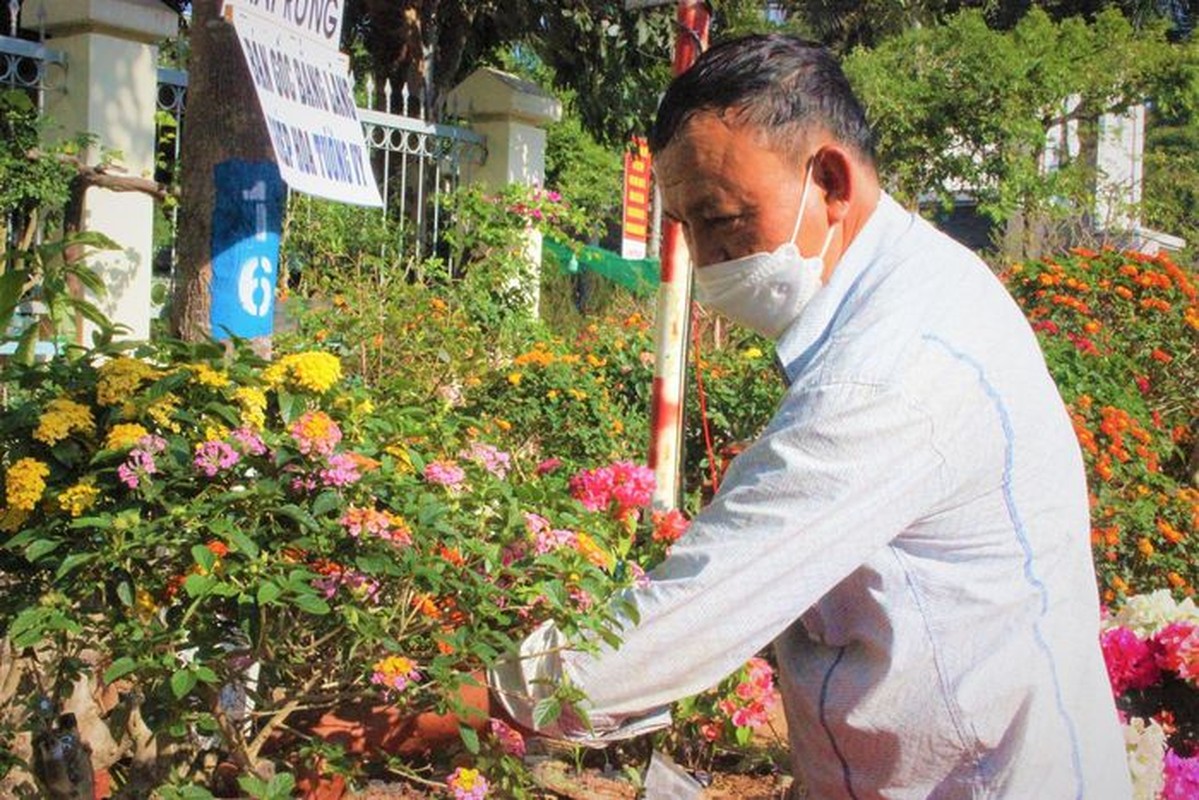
[0,340,671,795]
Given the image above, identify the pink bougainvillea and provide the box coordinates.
[1101,627,1162,696]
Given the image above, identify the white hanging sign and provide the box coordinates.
[230,4,382,207]
[223,0,344,49]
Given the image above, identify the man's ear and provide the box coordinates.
[813,146,854,225]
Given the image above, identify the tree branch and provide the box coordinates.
[25,149,174,202]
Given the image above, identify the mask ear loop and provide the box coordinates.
[789,158,815,246]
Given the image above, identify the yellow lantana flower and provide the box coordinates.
[34,398,95,445]
[58,482,100,517]
[186,362,229,389]
[96,357,160,406]
[106,423,149,450]
[6,457,50,512]
[264,352,342,394]
[233,386,268,430]
[146,394,182,432]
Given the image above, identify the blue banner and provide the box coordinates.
[210,160,286,341]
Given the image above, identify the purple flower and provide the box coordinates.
[1163,749,1199,800]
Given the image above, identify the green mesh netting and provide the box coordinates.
[544,238,661,297]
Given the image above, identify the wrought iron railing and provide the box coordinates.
[358,78,486,262]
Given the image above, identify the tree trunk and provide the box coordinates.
[171,0,275,345]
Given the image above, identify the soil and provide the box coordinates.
[343,695,800,799]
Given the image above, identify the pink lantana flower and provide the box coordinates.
[424,459,466,491]
[118,434,169,489]
[319,452,362,487]
[231,426,268,456]
[194,440,240,477]
[569,460,655,520]
[489,718,526,757]
[446,767,488,800]
[289,410,342,457]
[460,441,511,479]
[370,655,421,694]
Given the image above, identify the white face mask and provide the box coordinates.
[694,161,838,339]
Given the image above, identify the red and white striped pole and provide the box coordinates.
[648,0,710,510]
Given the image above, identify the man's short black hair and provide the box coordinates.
[649,34,876,164]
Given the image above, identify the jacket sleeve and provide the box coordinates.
[489,379,948,742]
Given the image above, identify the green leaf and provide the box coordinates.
[184,573,215,598]
[116,581,134,608]
[55,552,96,580]
[292,594,330,616]
[311,490,343,517]
[170,668,197,699]
[277,390,303,424]
[103,656,139,683]
[256,581,282,605]
[195,665,219,684]
[24,538,61,562]
[274,504,319,532]
[458,723,480,754]
[225,529,259,559]
[237,775,268,798]
[192,544,217,573]
[532,696,562,729]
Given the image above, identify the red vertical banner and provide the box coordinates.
[621,137,652,260]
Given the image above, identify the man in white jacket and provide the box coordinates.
[487,34,1131,799]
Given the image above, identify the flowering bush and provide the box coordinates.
[0,340,669,794]
[464,314,655,468]
[660,656,783,773]
[1103,590,1199,799]
[1003,247,1197,599]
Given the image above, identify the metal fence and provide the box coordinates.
[359,77,486,263]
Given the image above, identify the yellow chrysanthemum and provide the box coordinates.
[742,347,763,360]
[34,398,95,445]
[105,423,149,451]
[507,372,523,386]
[233,386,268,430]
[186,363,229,389]
[58,482,100,517]
[96,357,160,406]
[6,457,50,512]
[266,352,342,394]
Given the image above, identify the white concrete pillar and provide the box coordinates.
[30,0,177,343]
[1095,103,1146,233]
[447,68,561,316]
